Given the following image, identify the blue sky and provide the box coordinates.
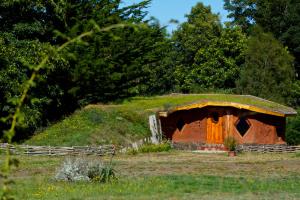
[122,0,229,33]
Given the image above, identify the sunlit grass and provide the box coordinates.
[15,175,300,200]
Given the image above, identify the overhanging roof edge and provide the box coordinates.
[158,101,297,118]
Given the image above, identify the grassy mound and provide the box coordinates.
[25,105,149,146]
[26,95,210,146]
[25,94,294,146]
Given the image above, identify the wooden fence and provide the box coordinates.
[172,142,300,153]
[1,143,299,155]
[0,143,115,156]
[237,144,300,153]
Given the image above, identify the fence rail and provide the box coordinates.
[1,143,299,155]
[237,144,300,153]
[172,142,300,153]
[0,143,115,156]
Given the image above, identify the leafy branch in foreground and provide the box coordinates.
[0,22,125,200]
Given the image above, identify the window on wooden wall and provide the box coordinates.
[235,117,251,137]
[176,118,185,131]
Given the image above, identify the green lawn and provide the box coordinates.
[7,152,300,199]
[25,94,295,147]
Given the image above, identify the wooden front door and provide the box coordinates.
[207,112,223,144]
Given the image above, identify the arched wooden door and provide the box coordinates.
[207,111,224,144]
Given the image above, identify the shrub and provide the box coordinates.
[55,157,116,183]
[127,148,138,155]
[138,141,172,153]
[100,165,117,183]
[224,136,237,151]
[286,114,300,145]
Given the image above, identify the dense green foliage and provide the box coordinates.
[70,23,172,103]
[237,28,295,103]
[0,0,173,140]
[172,3,246,92]
[224,0,300,80]
[286,110,300,145]
[187,26,246,91]
[255,0,300,80]
[134,142,172,154]
[224,0,257,33]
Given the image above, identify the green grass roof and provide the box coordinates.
[157,94,297,116]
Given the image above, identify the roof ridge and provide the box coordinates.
[244,95,286,106]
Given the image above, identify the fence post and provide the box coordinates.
[48,145,51,156]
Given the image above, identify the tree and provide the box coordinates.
[172,3,222,92]
[69,21,172,104]
[224,0,257,33]
[172,3,246,92]
[0,33,64,140]
[224,0,300,81]
[173,3,222,56]
[286,110,300,145]
[236,27,295,103]
[255,0,300,76]
[0,0,173,140]
[0,0,150,43]
[186,26,246,91]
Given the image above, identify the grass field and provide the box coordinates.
[7,151,300,199]
[25,94,294,147]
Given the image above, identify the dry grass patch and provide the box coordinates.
[114,152,300,178]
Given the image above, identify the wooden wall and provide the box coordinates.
[160,108,207,143]
[160,107,286,145]
[230,111,286,144]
